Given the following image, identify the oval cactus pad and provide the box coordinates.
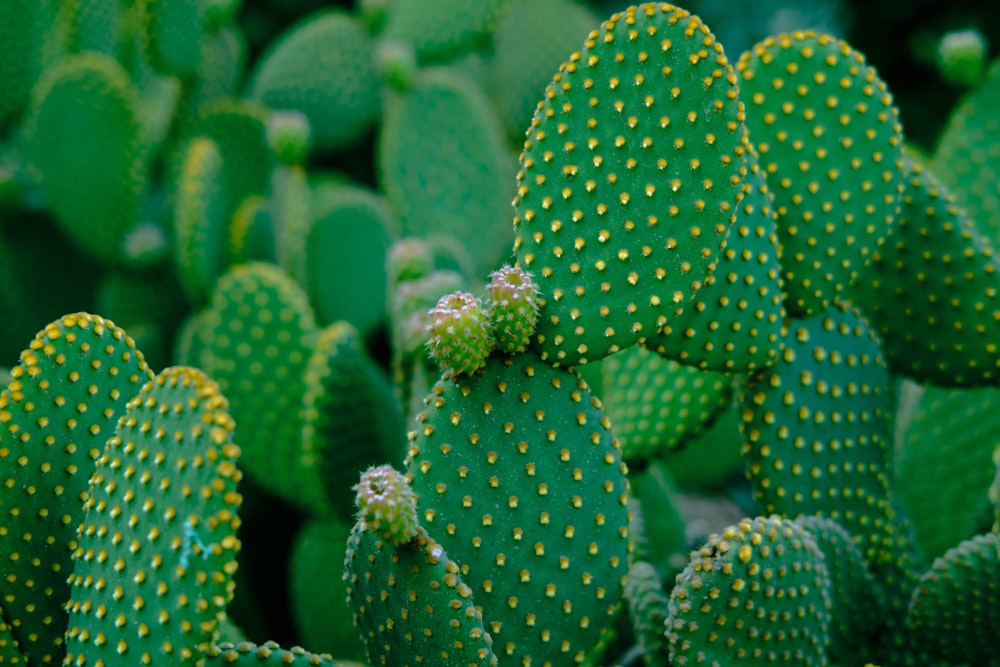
[513,2,750,366]
[736,32,904,315]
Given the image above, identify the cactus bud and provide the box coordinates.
[354,465,420,545]
[265,109,312,165]
[386,237,435,287]
[937,29,987,88]
[485,265,540,354]
[374,39,417,92]
[426,291,493,376]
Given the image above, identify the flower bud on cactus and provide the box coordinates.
[485,265,539,354]
[265,109,312,165]
[354,465,420,545]
[937,29,987,88]
[425,291,493,376]
[374,39,417,93]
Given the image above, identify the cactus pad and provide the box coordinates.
[64,366,242,665]
[404,352,630,665]
[666,515,832,666]
[205,641,362,666]
[26,52,145,262]
[513,3,750,365]
[852,155,1000,386]
[485,265,541,354]
[737,302,895,565]
[381,0,515,62]
[906,531,1000,665]
[736,32,904,315]
[140,0,206,76]
[425,292,495,377]
[247,10,380,152]
[0,313,153,663]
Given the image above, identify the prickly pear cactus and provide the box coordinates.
[666,515,833,666]
[205,641,365,666]
[906,531,1000,665]
[737,301,896,565]
[736,31,904,315]
[344,465,498,667]
[852,154,1000,386]
[64,366,242,666]
[513,3,750,366]
[0,313,153,663]
[404,352,631,665]
[425,291,495,377]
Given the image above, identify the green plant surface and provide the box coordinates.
[140,0,207,77]
[380,0,521,64]
[246,10,381,153]
[63,366,242,666]
[204,641,367,666]
[736,31,904,316]
[25,51,146,263]
[404,352,630,665]
[0,313,154,663]
[513,3,750,366]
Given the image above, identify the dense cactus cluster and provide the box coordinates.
[1,1,999,666]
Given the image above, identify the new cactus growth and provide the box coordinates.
[353,464,420,545]
[425,291,494,377]
[485,265,541,354]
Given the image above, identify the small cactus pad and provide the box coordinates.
[404,352,630,665]
[354,464,420,545]
[852,155,1000,386]
[598,343,732,463]
[513,3,750,366]
[64,366,242,666]
[140,0,206,76]
[666,515,833,666]
[643,146,786,371]
[247,10,380,152]
[173,136,228,304]
[288,519,366,660]
[344,525,498,667]
[906,532,1000,664]
[425,291,494,377]
[25,52,145,262]
[0,0,45,127]
[199,263,318,508]
[485,265,541,354]
[895,383,1000,559]
[378,67,513,280]
[794,515,884,663]
[737,302,895,565]
[0,313,153,663]
[932,61,1000,245]
[736,32,904,315]
[301,322,407,521]
[205,641,362,666]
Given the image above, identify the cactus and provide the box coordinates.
[174,136,228,304]
[513,3,750,366]
[425,291,495,377]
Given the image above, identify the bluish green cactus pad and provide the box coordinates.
[666,515,833,666]
[0,313,153,663]
[736,31,904,315]
[404,352,630,665]
[513,3,750,366]
[598,343,731,463]
[247,10,380,152]
[737,302,895,566]
[852,155,1000,386]
[26,52,145,262]
[906,532,1000,665]
[64,366,242,666]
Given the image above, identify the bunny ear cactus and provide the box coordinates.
[379,0,519,63]
[205,641,367,666]
[344,465,499,667]
[851,154,1000,386]
[0,0,46,128]
[403,352,630,665]
[138,0,207,77]
[198,262,318,510]
[905,531,1000,665]
[737,301,896,566]
[246,10,381,153]
[643,145,787,372]
[485,265,541,355]
[25,51,146,263]
[63,366,243,666]
[0,313,153,664]
[425,291,495,377]
[665,515,833,666]
[174,136,228,304]
[736,31,905,316]
[513,2,751,366]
